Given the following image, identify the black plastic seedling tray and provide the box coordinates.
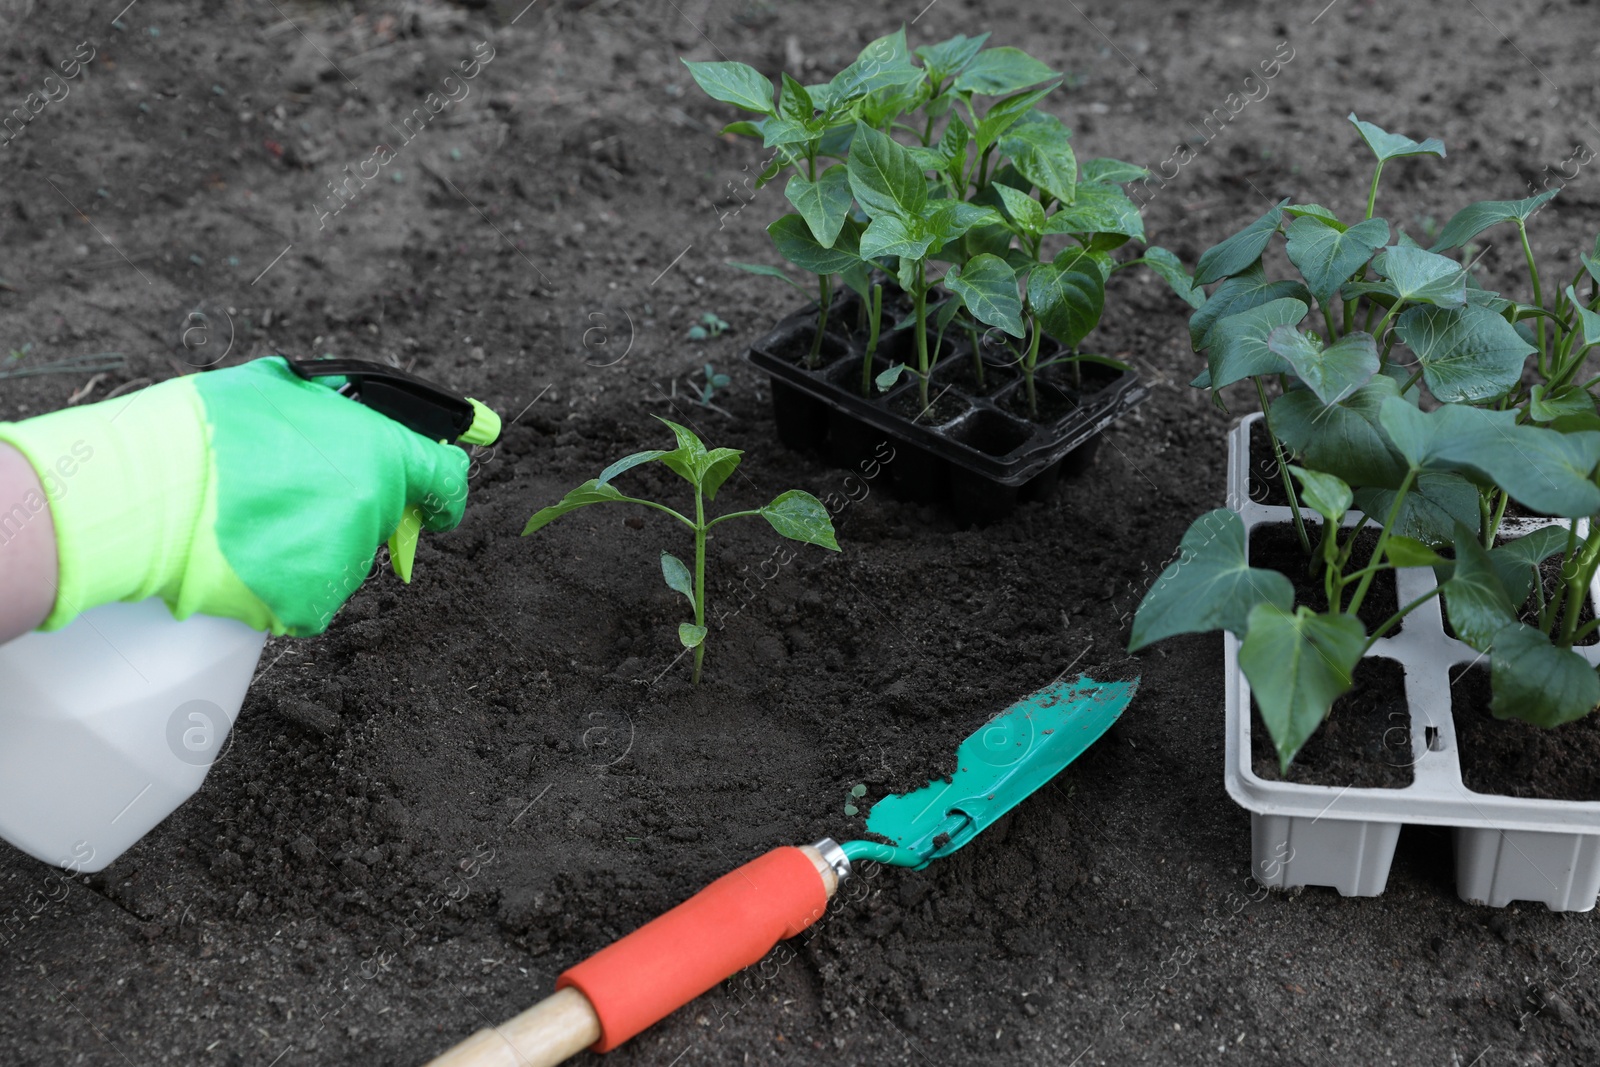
[745,296,1148,525]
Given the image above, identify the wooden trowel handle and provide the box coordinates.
[425,844,840,1067]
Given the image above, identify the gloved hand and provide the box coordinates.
[0,356,471,636]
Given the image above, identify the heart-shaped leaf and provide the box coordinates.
[1129,509,1294,650]
[1365,245,1468,308]
[761,489,840,550]
[1190,262,1313,349]
[1394,304,1535,402]
[1489,623,1600,727]
[1352,472,1481,545]
[1385,536,1446,567]
[1431,188,1559,252]
[1530,383,1596,423]
[1285,215,1390,305]
[1441,523,1517,649]
[1273,377,1410,490]
[1281,203,1346,230]
[947,254,1023,338]
[1240,604,1367,773]
[1204,297,1309,390]
[1193,199,1288,285]
[1348,113,1446,163]
[1565,284,1600,348]
[1488,525,1578,607]
[1266,326,1380,406]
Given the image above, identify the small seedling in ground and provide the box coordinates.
[695,363,731,406]
[686,311,730,341]
[522,418,839,683]
[844,783,867,816]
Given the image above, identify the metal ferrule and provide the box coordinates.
[811,837,852,886]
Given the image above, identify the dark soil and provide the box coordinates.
[937,352,1020,398]
[997,362,1123,423]
[1248,418,1296,508]
[763,321,849,370]
[889,389,970,428]
[3,1,1599,1066]
[1453,668,1600,802]
[1251,658,1415,789]
[1249,523,1402,634]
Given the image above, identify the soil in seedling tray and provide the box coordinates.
[1251,657,1416,788]
[1452,667,1600,800]
[765,323,848,368]
[890,390,971,428]
[939,355,1020,398]
[1247,421,1296,508]
[1249,522,1402,634]
[998,364,1120,424]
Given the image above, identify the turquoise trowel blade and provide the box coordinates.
[865,674,1136,869]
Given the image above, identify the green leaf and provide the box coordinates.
[1379,398,1600,516]
[993,182,1046,236]
[1281,203,1346,230]
[521,479,628,535]
[681,59,775,115]
[915,32,989,82]
[1141,247,1205,309]
[1385,536,1445,567]
[847,121,927,221]
[700,447,742,500]
[859,215,935,261]
[1441,523,1518,649]
[1080,157,1150,184]
[1028,260,1104,348]
[875,363,909,390]
[777,72,813,120]
[1530,383,1596,423]
[1367,245,1468,308]
[784,166,853,248]
[1128,509,1294,650]
[1394,304,1535,402]
[718,120,764,138]
[760,489,840,550]
[922,201,1002,248]
[829,28,922,102]
[596,450,668,488]
[1489,623,1600,727]
[1353,472,1481,546]
[998,112,1075,204]
[1488,525,1578,607]
[952,46,1058,95]
[679,622,708,649]
[1272,376,1409,489]
[1204,297,1308,390]
[1431,188,1559,252]
[1190,262,1313,349]
[972,85,1058,152]
[728,260,809,295]
[661,552,694,605]
[760,116,814,148]
[1564,284,1600,348]
[947,253,1023,338]
[1266,326,1379,406]
[1193,200,1288,286]
[1284,215,1389,305]
[1286,465,1352,522]
[653,418,708,486]
[1041,182,1145,242]
[1240,604,1367,773]
[768,213,861,276]
[1347,113,1446,163]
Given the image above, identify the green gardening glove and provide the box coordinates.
[0,356,471,636]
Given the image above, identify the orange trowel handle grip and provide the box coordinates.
[558,845,835,1051]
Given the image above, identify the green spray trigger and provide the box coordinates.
[387,397,501,582]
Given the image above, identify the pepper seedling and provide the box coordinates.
[522,418,840,683]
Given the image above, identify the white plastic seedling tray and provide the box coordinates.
[1223,413,1600,912]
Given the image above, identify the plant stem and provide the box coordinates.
[1321,303,1340,344]
[808,274,832,368]
[1364,587,1444,651]
[1254,377,1311,553]
[1364,161,1385,221]
[913,263,930,410]
[1483,489,1510,550]
[1024,317,1043,419]
[1347,468,1415,617]
[692,484,707,684]
[1517,221,1547,365]
[1558,524,1600,649]
[1399,366,1425,395]
[967,320,985,391]
[862,283,883,398]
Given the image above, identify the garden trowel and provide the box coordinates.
[426,673,1136,1067]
